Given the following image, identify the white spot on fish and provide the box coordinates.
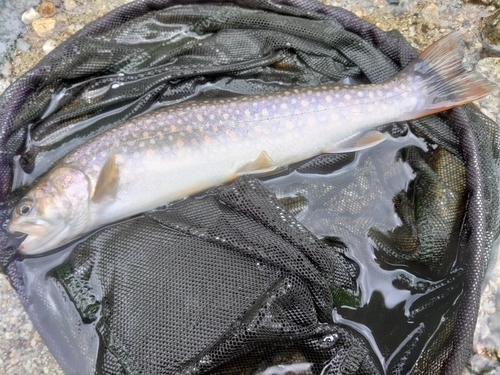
[325,96,332,103]
[330,113,340,122]
[139,141,145,148]
[150,139,156,144]
[280,103,288,110]
[262,108,269,116]
[368,92,374,99]
[143,132,149,138]
[357,91,363,97]
[301,100,309,107]
[197,114,203,122]
[344,94,351,101]
[168,135,174,141]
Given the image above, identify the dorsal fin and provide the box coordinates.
[92,151,120,203]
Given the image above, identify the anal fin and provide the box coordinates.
[236,151,278,176]
[324,130,389,153]
[92,150,120,203]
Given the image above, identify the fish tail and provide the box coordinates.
[396,32,495,117]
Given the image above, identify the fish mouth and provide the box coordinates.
[8,220,51,237]
[8,219,66,255]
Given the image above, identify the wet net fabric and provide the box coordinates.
[1,0,499,374]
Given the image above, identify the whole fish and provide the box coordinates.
[8,32,495,254]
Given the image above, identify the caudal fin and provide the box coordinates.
[398,32,496,116]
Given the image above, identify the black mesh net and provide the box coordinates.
[1,0,499,374]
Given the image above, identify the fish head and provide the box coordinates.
[8,167,91,255]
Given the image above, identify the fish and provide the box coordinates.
[7,32,495,255]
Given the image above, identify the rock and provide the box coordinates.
[421,4,440,27]
[39,2,56,18]
[21,8,41,25]
[32,17,56,38]
[16,39,30,52]
[64,0,77,11]
[42,39,58,54]
[0,79,10,95]
[482,10,500,57]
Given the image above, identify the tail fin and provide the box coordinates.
[398,32,496,115]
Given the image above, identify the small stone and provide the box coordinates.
[32,17,56,38]
[1,63,12,77]
[422,4,440,26]
[39,1,56,17]
[0,79,10,95]
[42,39,58,54]
[16,39,30,52]
[64,0,77,11]
[21,8,41,25]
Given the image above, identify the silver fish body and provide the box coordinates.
[8,32,495,254]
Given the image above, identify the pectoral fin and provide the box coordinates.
[236,151,278,176]
[324,130,389,153]
[92,151,120,203]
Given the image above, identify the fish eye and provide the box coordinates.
[17,199,33,216]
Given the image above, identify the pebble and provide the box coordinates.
[1,61,11,77]
[39,2,56,18]
[421,4,440,26]
[64,0,77,11]
[42,39,58,55]
[16,40,30,52]
[21,8,41,25]
[32,18,56,38]
[0,78,10,95]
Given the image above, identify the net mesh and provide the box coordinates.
[1,0,499,374]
